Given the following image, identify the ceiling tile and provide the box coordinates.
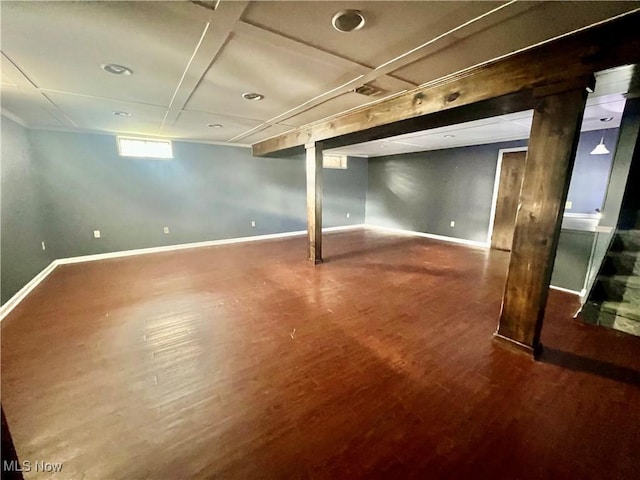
[44,92,168,136]
[242,1,504,68]
[168,110,264,142]
[185,29,364,120]
[394,1,639,85]
[1,86,64,128]
[1,1,209,106]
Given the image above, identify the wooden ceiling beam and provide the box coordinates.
[252,10,640,157]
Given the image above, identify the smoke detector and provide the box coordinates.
[353,84,384,97]
[332,10,365,32]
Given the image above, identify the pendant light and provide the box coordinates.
[590,133,609,155]
[590,117,614,155]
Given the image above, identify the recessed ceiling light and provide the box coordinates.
[600,117,614,122]
[242,92,264,101]
[207,123,223,128]
[101,64,133,75]
[444,134,456,138]
[332,10,365,32]
[112,111,131,117]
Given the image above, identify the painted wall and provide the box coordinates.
[565,128,618,214]
[1,125,367,304]
[1,118,53,303]
[365,131,619,292]
[365,140,526,243]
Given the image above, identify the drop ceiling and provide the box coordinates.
[1,1,638,151]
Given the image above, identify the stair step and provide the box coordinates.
[602,251,640,276]
[611,229,640,252]
[600,301,640,322]
[595,275,640,304]
[580,302,640,336]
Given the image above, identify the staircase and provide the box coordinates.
[582,229,640,336]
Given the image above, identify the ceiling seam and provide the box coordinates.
[230,0,523,143]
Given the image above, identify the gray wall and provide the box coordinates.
[366,140,526,243]
[365,132,619,292]
[1,125,367,304]
[1,118,53,303]
[566,128,618,214]
[551,230,594,292]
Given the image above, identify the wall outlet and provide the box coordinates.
[41,241,46,251]
[565,200,573,209]
[346,212,350,218]
[93,230,101,239]
[251,220,256,227]
[450,221,455,228]
[163,226,170,234]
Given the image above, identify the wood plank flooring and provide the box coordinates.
[2,229,639,479]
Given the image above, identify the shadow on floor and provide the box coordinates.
[540,347,640,386]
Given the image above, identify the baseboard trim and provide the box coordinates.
[549,285,582,297]
[57,224,364,265]
[365,224,489,248]
[0,224,364,322]
[0,261,58,321]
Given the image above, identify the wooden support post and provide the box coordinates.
[305,142,323,264]
[495,87,588,357]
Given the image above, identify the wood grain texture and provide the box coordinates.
[252,11,640,156]
[305,142,323,264]
[498,88,587,352]
[2,230,639,479]
[491,151,526,251]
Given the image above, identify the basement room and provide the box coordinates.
[1,1,640,479]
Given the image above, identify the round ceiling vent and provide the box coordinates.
[332,10,365,33]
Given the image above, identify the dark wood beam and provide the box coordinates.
[494,86,588,357]
[253,10,640,157]
[305,142,323,264]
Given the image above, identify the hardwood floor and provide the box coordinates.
[2,229,639,479]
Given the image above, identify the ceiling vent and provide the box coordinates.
[353,84,384,97]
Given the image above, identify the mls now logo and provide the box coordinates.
[3,460,63,473]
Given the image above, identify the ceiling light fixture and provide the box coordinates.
[590,117,614,155]
[112,111,131,117]
[332,10,365,32]
[444,134,456,138]
[590,132,609,155]
[102,64,133,75]
[207,123,222,128]
[242,92,264,101]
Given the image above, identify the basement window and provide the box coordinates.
[117,136,173,159]
[323,154,347,169]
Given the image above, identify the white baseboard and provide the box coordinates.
[0,224,364,322]
[365,224,489,248]
[0,261,58,321]
[549,285,583,297]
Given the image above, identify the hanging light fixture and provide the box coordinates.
[590,133,610,155]
[590,117,614,155]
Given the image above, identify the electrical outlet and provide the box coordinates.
[163,226,170,234]
[93,230,101,239]
[565,200,572,209]
[450,221,455,228]
[251,220,256,227]
[41,241,46,251]
[346,213,350,218]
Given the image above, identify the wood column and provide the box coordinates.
[495,87,588,357]
[305,142,323,264]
